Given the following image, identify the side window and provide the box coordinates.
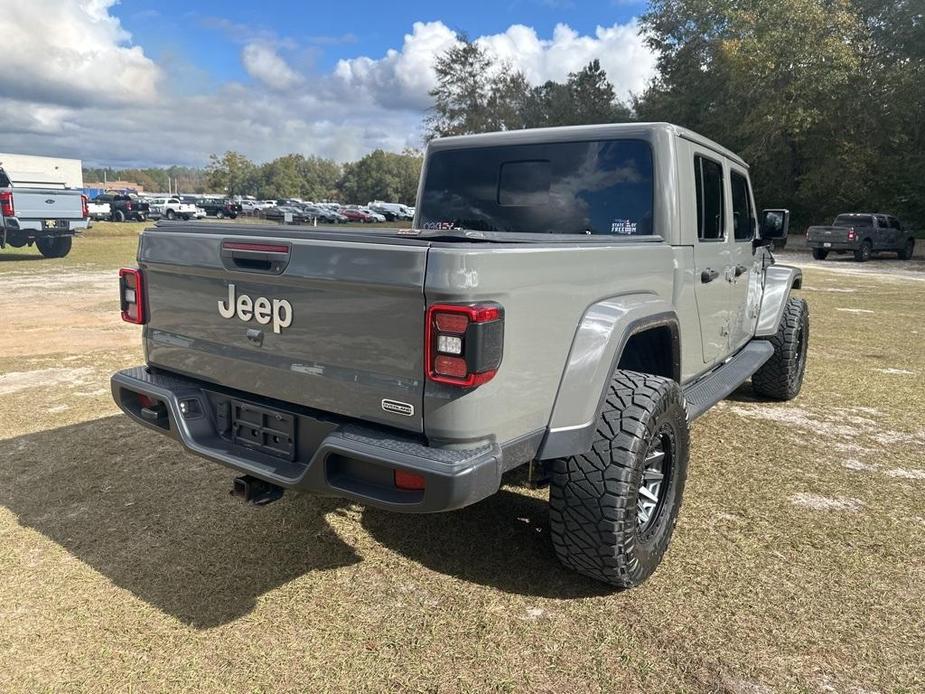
[890,217,902,230]
[730,170,754,241]
[876,215,889,228]
[694,155,725,240]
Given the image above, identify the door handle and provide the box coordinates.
[734,264,748,277]
[701,268,719,283]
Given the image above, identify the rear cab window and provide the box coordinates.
[730,170,755,241]
[418,139,654,236]
[834,214,874,227]
[694,155,725,241]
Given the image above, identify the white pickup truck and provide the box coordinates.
[0,167,89,258]
[148,197,200,221]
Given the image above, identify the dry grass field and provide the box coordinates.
[0,225,923,693]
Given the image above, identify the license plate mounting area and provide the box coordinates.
[231,400,296,460]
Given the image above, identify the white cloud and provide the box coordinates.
[0,5,656,169]
[334,21,459,110]
[335,19,656,108]
[242,43,302,90]
[0,0,161,107]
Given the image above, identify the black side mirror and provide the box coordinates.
[755,208,789,247]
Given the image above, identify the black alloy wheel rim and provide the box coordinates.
[637,427,673,532]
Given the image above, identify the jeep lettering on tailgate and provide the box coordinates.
[218,283,293,334]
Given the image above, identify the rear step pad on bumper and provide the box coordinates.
[111,366,502,513]
[682,341,774,420]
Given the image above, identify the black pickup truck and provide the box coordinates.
[93,193,150,223]
[195,198,241,219]
[806,213,916,261]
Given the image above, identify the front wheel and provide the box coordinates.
[36,236,72,258]
[216,211,224,219]
[165,209,176,220]
[752,298,809,400]
[898,239,915,260]
[812,248,828,260]
[854,240,872,262]
[549,371,690,588]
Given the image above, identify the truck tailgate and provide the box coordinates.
[807,226,851,243]
[139,226,429,433]
[11,187,84,220]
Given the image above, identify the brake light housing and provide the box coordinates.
[425,303,504,387]
[119,268,146,324]
[847,228,857,241]
[0,191,14,217]
[81,194,89,219]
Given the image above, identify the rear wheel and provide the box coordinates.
[113,209,125,223]
[812,248,828,260]
[854,240,872,262]
[165,209,176,220]
[216,210,225,219]
[752,298,809,400]
[898,239,915,260]
[36,236,72,258]
[549,370,689,588]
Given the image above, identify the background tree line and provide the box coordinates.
[84,148,423,206]
[427,1,924,230]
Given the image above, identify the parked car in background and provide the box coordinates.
[263,205,311,224]
[369,201,414,221]
[338,206,376,223]
[94,193,150,222]
[196,198,241,219]
[807,213,916,261]
[148,197,199,221]
[301,204,347,223]
[0,166,89,257]
[87,198,111,221]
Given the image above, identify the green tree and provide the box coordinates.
[206,151,257,196]
[338,149,422,204]
[426,39,497,138]
[636,0,925,229]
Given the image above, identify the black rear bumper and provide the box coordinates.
[111,366,503,513]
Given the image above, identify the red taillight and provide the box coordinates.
[0,191,14,217]
[394,469,426,491]
[119,267,146,324]
[81,194,89,219]
[847,228,857,241]
[126,202,133,211]
[425,303,504,387]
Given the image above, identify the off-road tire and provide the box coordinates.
[854,240,872,262]
[113,209,126,223]
[36,236,72,258]
[812,248,828,260]
[898,239,915,260]
[752,298,809,400]
[549,370,690,588]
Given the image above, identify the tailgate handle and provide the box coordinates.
[221,241,291,275]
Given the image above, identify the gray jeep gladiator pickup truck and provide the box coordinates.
[111,123,807,587]
[807,213,916,262]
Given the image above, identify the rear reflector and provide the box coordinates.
[435,355,467,378]
[118,267,146,324]
[394,469,426,491]
[435,312,469,334]
[137,393,158,408]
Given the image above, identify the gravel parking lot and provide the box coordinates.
[1,227,923,692]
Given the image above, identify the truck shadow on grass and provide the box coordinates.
[0,415,360,628]
[0,416,605,628]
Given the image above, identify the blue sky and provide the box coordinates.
[0,0,654,167]
[119,0,647,84]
